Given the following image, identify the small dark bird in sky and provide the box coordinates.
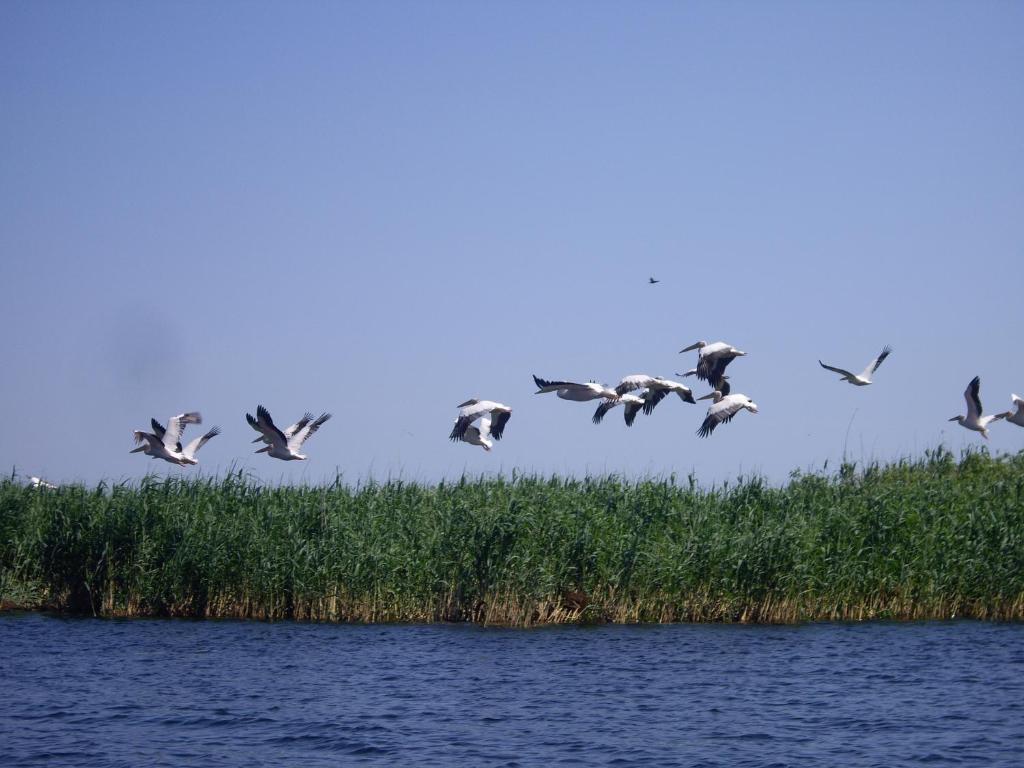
[648,277,660,284]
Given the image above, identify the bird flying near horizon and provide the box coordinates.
[247,405,331,460]
[819,346,892,386]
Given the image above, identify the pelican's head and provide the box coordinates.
[733,349,748,357]
[745,399,759,413]
[679,341,706,354]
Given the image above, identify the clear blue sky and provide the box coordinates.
[2,2,1021,485]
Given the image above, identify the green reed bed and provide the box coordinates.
[2,447,1023,624]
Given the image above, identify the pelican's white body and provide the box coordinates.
[950,377,1004,439]
[696,390,758,437]
[461,416,495,451]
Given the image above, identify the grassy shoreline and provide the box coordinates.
[3,448,1023,625]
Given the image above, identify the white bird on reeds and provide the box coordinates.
[997,394,1024,428]
[449,399,512,450]
[678,341,747,387]
[247,405,332,460]
[131,412,205,466]
[949,377,1005,439]
[592,392,647,426]
[533,375,618,402]
[696,386,758,438]
[819,345,893,386]
[28,476,57,490]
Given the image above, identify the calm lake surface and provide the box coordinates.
[1,615,1022,767]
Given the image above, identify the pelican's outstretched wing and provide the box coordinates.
[150,418,183,451]
[623,399,643,427]
[615,375,655,396]
[819,361,855,378]
[641,388,669,416]
[250,411,314,444]
[162,412,201,451]
[183,426,221,459]
[285,413,315,438]
[700,356,736,385]
[964,377,983,420]
[859,345,893,379]
[254,405,288,451]
[534,375,591,394]
[450,400,487,440]
[696,399,748,438]
[592,401,616,425]
[132,430,162,452]
[489,410,511,440]
[288,413,331,452]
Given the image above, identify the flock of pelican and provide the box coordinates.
[116,340,1024,468]
[450,339,757,450]
[131,405,331,467]
[447,339,1022,452]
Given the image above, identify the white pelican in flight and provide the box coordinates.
[28,476,57,489]
[612,374,697,416]
[678,341,746,386]
[998,394,1024,428]
[449,399,512,449]
[533,375,617,402]
[248,411,314,446]
[592,393,647,426]
[949,377,1005,439]
[696,387,758,438]
[131,412,204,465]
[819,345,892,386]
[247,405,332,460]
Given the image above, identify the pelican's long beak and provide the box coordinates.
[697,392,717,401]
[679,342,702,353]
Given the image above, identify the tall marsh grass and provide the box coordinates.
[2,447,1023,624]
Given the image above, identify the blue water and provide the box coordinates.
[1,615,1022,767]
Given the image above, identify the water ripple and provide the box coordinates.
[1,616,1023,767]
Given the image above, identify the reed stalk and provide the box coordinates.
[2,447,1022,624]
